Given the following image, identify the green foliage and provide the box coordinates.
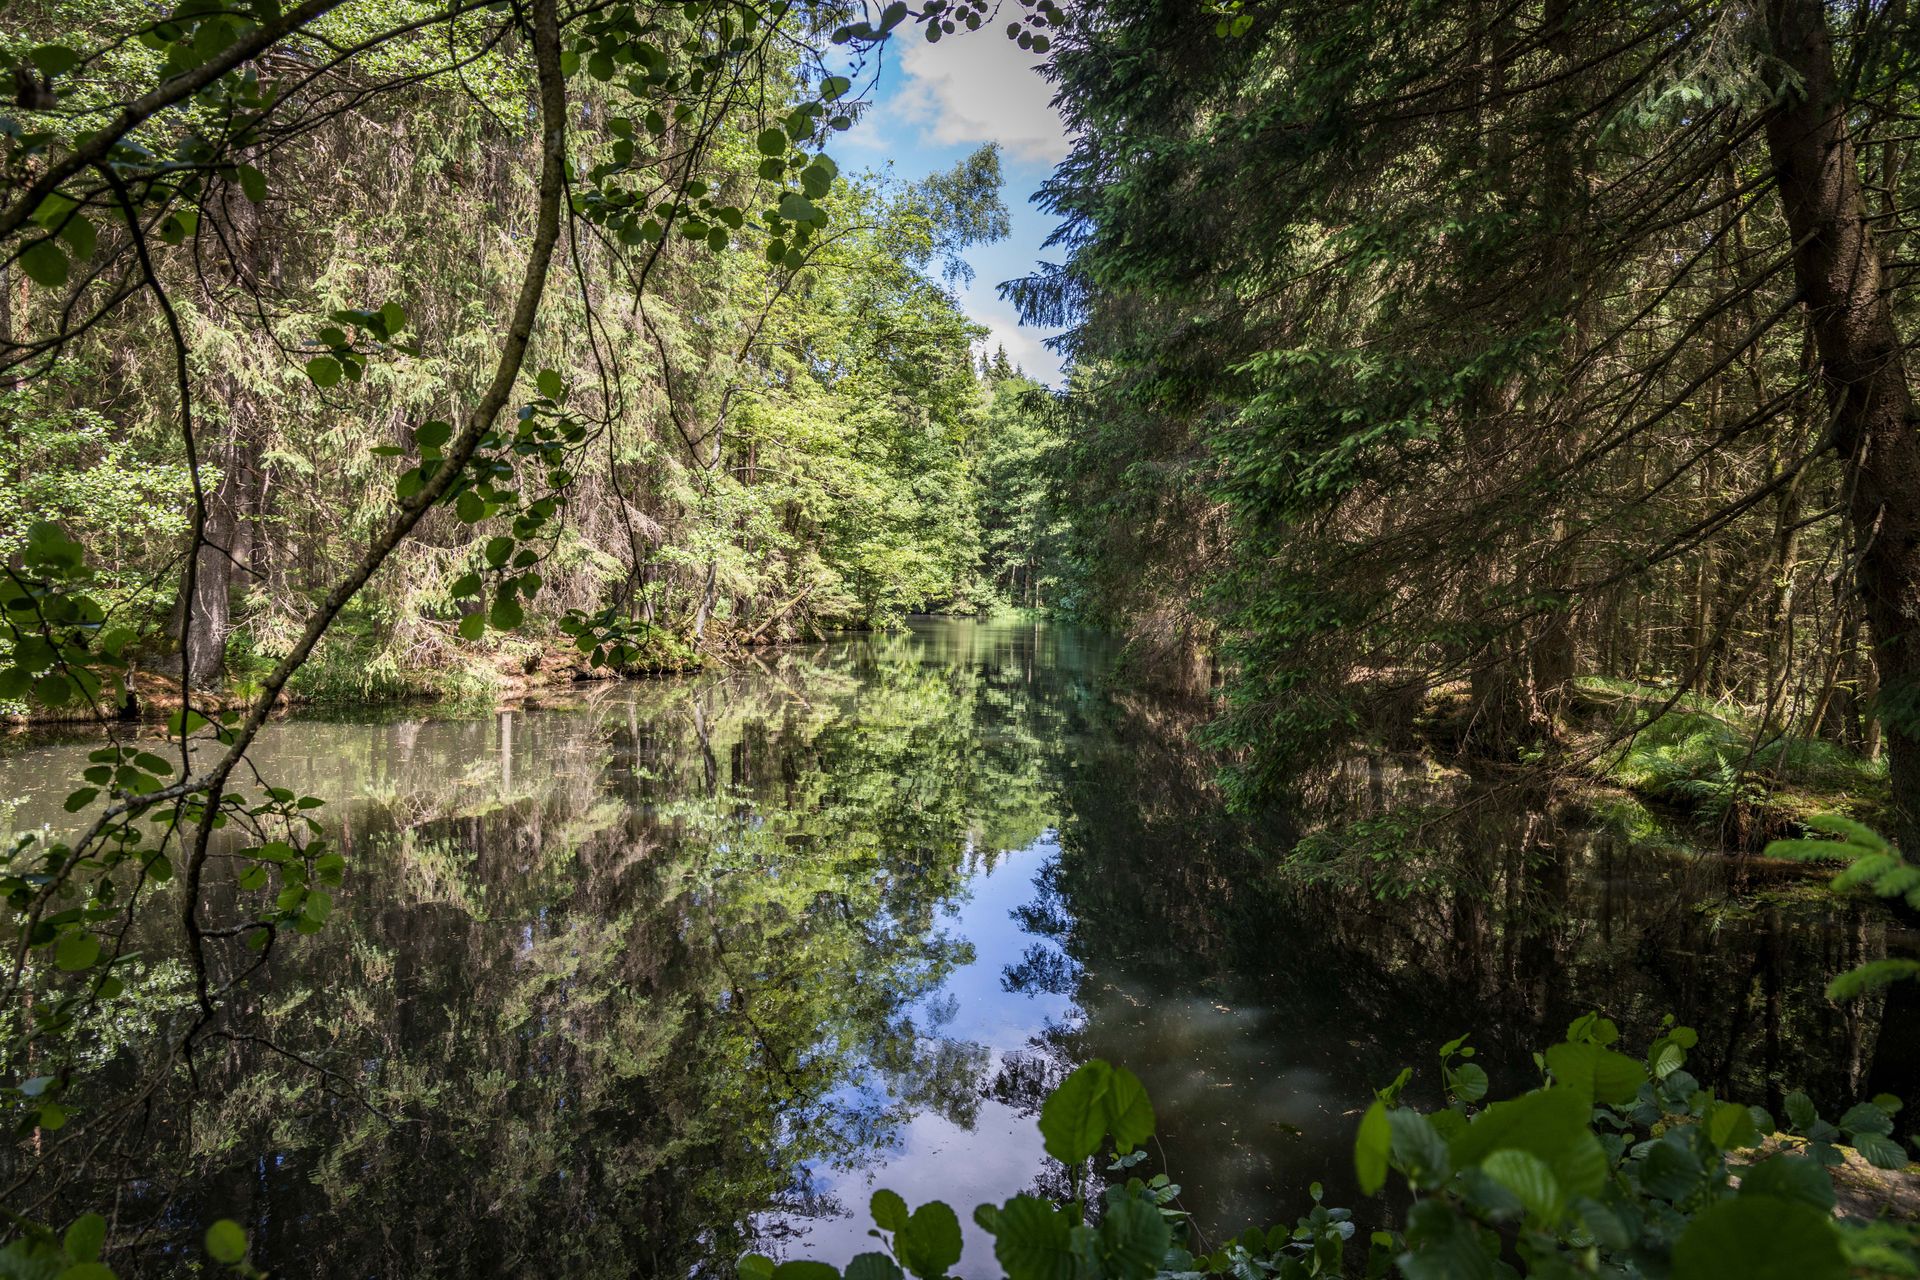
[1586,690,1887,821]
[1767,816,1920,999]
[1039,1058,1154,1164]
[0,1212,256,1278]
[974,365,1069,611]
[1018,0,1920,831]
[0,0,1077,1266]
[742,1023,1917,1280]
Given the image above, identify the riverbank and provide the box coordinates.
[3,607,1047,729]
[1,626,707,727]
[1407,675,1890,854]
[2,616,1909,1277]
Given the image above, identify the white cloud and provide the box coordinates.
[966,290,1064,386]
[893,33,1069,165]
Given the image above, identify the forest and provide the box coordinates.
[1,0,1919,1276]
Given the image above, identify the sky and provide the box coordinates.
[832,28,1072,385]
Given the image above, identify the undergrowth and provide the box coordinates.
[1574,679,1887,826]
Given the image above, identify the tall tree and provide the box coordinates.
[1022,0,1920,839]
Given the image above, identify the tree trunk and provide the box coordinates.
[175,402,257,689]
[1765,0,1920,850]
[691,559,718,641]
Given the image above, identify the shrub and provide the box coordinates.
[743,1020,1918,1280]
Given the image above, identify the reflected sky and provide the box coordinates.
[0,617,1912,1278]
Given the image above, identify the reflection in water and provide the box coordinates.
[0,618,1912,1277]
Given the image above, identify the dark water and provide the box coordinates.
[1,618,1913,1277]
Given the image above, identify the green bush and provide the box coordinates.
[1583,688,1887,820]
[745,1022,1918,1280]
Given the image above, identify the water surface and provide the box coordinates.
[1,618,1912,1276]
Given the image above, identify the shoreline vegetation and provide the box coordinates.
[4,0,1920,1271]
[0,607,1059,725]
[6,614,1893,873]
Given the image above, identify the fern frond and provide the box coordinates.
[1834,852,1900,891]
[1827,960,1920,1002]
[1803,813,1892,852]
[1764,838,1858,863]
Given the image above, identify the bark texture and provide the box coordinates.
[1765,0,1920,849]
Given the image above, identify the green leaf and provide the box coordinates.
[537,368,564,400]
[21,239,69,288]
[771,1264,839,1280]
[1672,1196,1844,1280]
[1852,1131,1908,1170]
[1400,1199,1495,1280]
[1448,1062,1489,1103]
[757,128,789,156]
[456,491,486,524]
[237,164,267,202]
[1706,1099,1760,1151]
[305,356,343,388]
[58,1263,115,1280]
[204,1220,247,1266]
[1838,1101,1894,1136]
[1545,1039,1647,1106]
[779,193,820,223]
[1573,1196,1631,1250]
[1448,1087,1605,1197]
[379,300,406,334]
[844,1255,903,1280]
[1355,1100,1390,1195]
[1091,1190,1169,1280]
[1738,1155,1835,1212]
[166,709,209,737]
[1033,1060,1154,1163]
[1783,1090,1818,1131]
[59,215,96,261]
[988,1195,1074,1280]
[871,1189,908,1233]
[34,672,72,706]
[737,1257,775,1280]
[63,788,98,812]
[801,163,835,199]
[29,44,80,74]
[1104,1064,1153,1152]
[1479,1148,1564,1223]
[1388,1108,1453,1188]
[1039,1059,1112,1163]
[63,1213,106,1263]
[896,1201,961,1279]
[1641,1138,1706,1201]
[490,595,524,631]
[54,931,100,972]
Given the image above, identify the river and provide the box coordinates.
[0,617,1912,1276]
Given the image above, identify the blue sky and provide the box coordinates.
[832,30,1071,385]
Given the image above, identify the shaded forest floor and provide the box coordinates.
[1416,677,1889,854]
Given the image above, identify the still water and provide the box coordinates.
[1,618,1913,1276]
